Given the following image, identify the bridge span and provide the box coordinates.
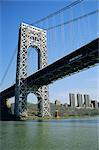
[0,38,98,101]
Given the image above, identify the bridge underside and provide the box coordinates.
[0,38,99,118]
[27,38,99,88]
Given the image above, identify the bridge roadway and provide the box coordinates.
[0,38,99,100]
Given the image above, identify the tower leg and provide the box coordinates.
[15,83,27,118]
[37,86,50,117]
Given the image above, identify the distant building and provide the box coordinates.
[77,94,83,107]
[84,94,91,107]
[64,103,68,108]
[98,102,99,108]
[55,100,61,106]
[91,100,98,109]
[55,110,59,118]
[69,93,76,108]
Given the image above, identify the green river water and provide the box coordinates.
[0,117,99,150]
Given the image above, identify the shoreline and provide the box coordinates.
[12,114,99,121]
[0,115,99,121]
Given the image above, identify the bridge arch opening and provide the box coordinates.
[27,92,41,117]
[27,46,40,76]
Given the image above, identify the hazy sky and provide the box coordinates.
[0,0,99,104]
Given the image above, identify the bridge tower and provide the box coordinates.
[15,23,50,118]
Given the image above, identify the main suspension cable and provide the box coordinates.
[31,0,84,25]
[45,10,99,31]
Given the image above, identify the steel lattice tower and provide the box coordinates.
[15,23,50,118]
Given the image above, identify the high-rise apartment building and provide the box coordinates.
[84,94,91,107]
[91,100,98,108]
[77,94,83,107]
[69,93,76,108]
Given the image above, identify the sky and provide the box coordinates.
[0,0,99,104]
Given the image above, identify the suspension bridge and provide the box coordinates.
[0,0,99,119]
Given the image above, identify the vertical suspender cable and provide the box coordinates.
[52,15,56,58]
[69,8,72,51]
[70,7,73,51]
[79,1,84,46]
[60,11,65,55]
[80,0,84,44]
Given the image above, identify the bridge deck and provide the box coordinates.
[0,38,99,100]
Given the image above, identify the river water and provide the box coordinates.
[0,117,99,150]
